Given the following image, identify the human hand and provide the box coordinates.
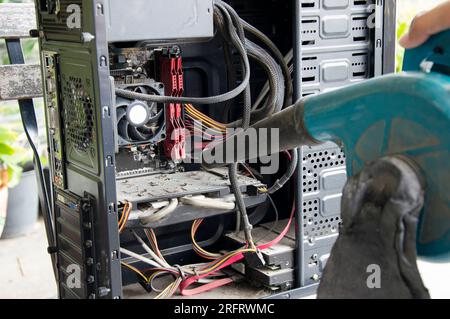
[399,0,450,49]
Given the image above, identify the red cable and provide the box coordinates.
[179,201,296,296]
[180,278,235,297]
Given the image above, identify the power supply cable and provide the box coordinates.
[238,12,293,108]
[179,200,296,296]
[191,219,224,260]
[241,163,280,244]
[229,163,257,250]
[268,149,298,194]
[214,1,252,129]
[253,49,294,111]
[139,198,179,225]
[227,39,285,127]
[213,1,257,251]
[118,202,132,233]
[115,2,251,107]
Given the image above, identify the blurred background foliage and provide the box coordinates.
[0,0,43,170]
[0,0,447,169]
[396,0,447,72]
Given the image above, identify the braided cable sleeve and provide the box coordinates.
[115,4,250,106]
[215,1,257,249]
[268,150,298,194]
[229,163,256,248]
[253,49,293,111]
[215,2,252,128]
[240,18,293,108]
[228,39,285,127]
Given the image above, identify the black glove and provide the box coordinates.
[317,156,430,299]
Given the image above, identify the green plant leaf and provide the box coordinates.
[0,127,18,144]
[6,162,23,189]
[0,143,14,156]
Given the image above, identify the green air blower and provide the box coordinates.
[208,31,450,256]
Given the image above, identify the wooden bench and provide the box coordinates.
[0,3,42,101]
[0,3,55,271]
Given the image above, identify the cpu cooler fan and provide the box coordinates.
[115,82,165,146]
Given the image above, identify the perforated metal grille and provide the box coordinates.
[297,0,385,286]
[62,75,95,152]
[299,144,347,285]
[299,142,347,250]
[302,198,342,239]
[301,148,346,194]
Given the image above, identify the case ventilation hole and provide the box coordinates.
[302,199,342,239]
[301,149,346,194]
[62,75,95,152]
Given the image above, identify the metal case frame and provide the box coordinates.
[34,0,396,299]
[293,0,397,290]
[36,0,122,298]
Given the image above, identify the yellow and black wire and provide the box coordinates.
[118,202,132,233]
[185,104,227,133]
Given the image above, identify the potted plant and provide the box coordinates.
[0,124,42,239]
[0,127,23,238]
